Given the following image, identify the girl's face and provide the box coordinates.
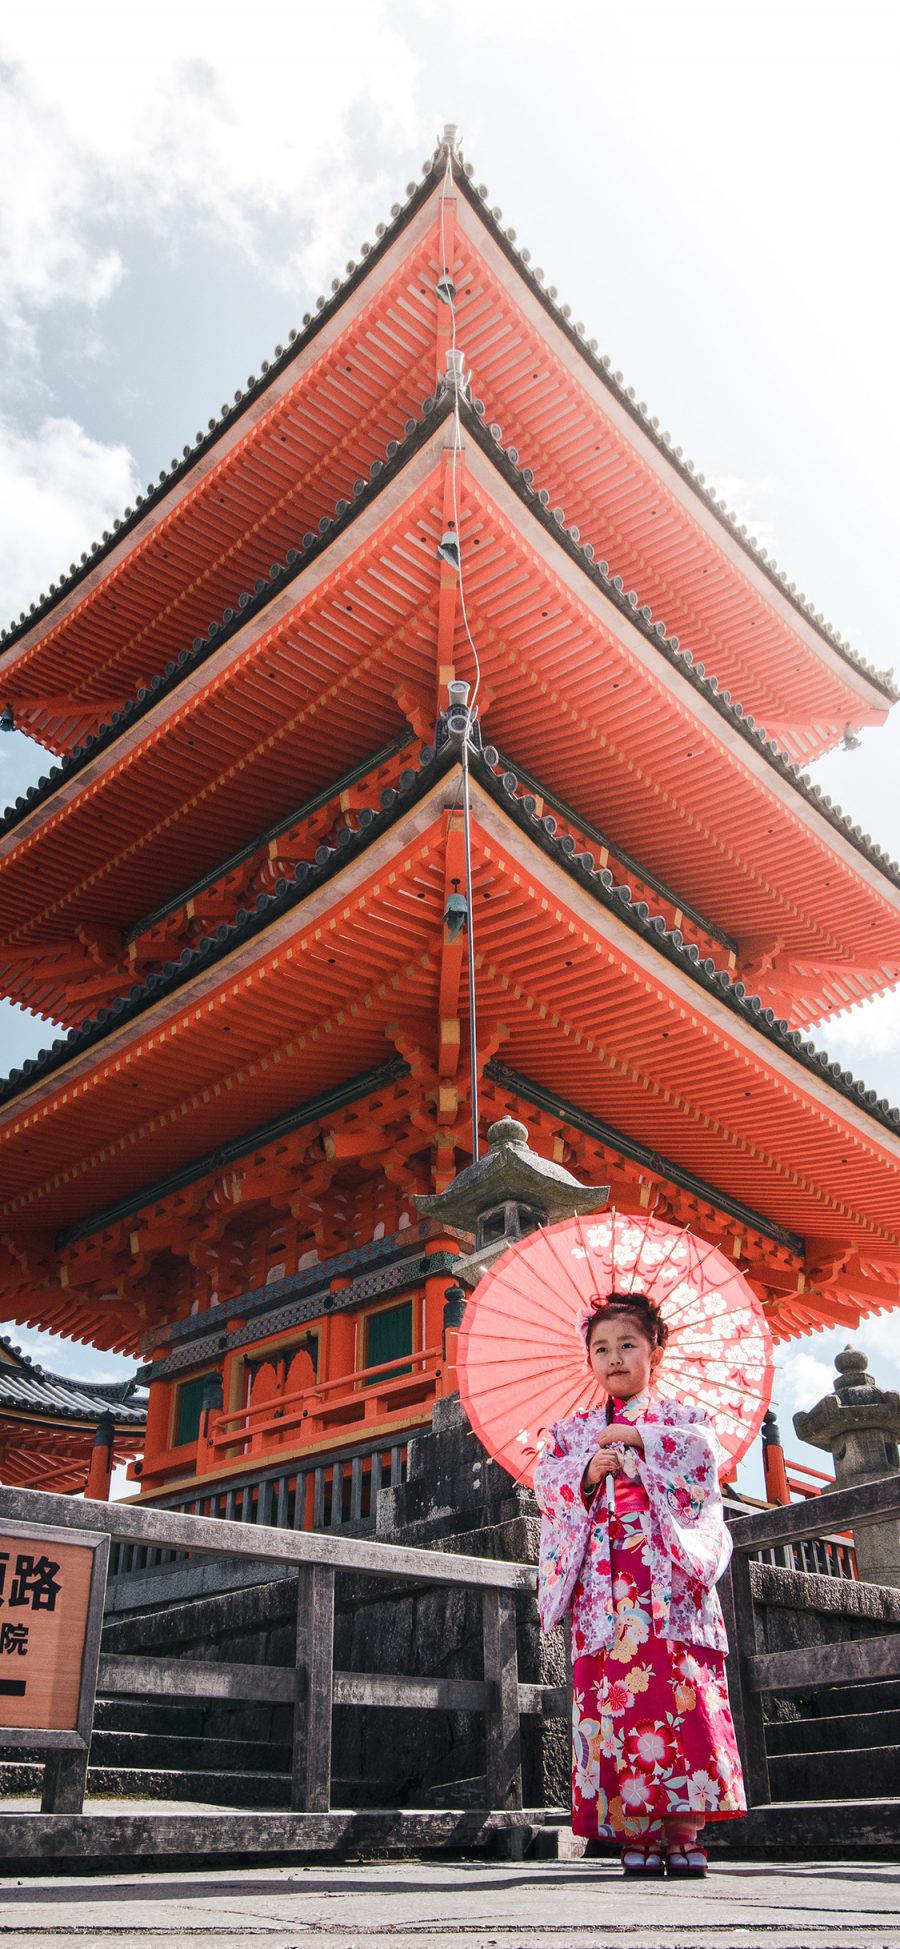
[587,1311,660,1399]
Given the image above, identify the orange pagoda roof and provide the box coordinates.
[1,739,899,1356]
[1,400,898,1032]
[0,143,893,766]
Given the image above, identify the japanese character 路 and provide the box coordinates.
[7,1554,62,1613]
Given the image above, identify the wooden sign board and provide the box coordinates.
[0,1520,108,1762]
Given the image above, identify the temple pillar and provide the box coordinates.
[793,1346,900,1588]
[84,1410,116,1501]
[762,1408,791,1505]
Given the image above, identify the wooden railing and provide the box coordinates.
[725,1485,857,1580]
[722,1474,900,1807]
[783,1458,837,1501]
[202,1348,443,1469]
[0,1485,560,1820]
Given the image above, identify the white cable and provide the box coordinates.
[439,145,482,1157]
[438,151,482,729]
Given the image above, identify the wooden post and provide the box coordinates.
[761,1409,791,1506]
[292,1562,335,1812]
[40,1747,90,1814]
[84,1412,116,1502]
[720,1552,770,1806]
[482,1588,522,1810]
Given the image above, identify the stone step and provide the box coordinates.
[722,1796,900,1856]
[807,1676,900,1717]
[766,1709,899,1756]
[0,1762,402,1810]
[0,1806,559,1868]
[0,1762,293,1808]
[768,1742,900,1802]
[88,1729,292,1774]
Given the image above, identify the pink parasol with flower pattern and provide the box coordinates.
[456,1208,774,1486]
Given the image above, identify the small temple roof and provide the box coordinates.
[0,1336,145,1424]
[0,146,892,762]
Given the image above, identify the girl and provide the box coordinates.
[533,1292,746,1876]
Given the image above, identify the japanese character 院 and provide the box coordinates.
[0,1621,28,1655]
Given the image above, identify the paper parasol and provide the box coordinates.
[456,1209,774,1486]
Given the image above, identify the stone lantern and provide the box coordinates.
[415,1114,609,1300]
[793,1346,900,1588]
[380,1115,607,1542]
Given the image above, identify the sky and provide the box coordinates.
[0,0,898,1497]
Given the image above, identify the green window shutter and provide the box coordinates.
[174,1375,209,1447]
[364,1300,413,1383]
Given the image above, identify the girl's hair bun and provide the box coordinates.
[585,1290,669,1351]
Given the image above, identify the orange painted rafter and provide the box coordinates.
[3,424,896,1029]
[0,185,887,769]
[2,1026,897,1354]
[1,791,899,1266]
[0,219,449,750]
[2,434,897,1036]
[0,464,450,941]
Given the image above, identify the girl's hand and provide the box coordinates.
[593,1423,645,1452]
[582,1447,623,1492]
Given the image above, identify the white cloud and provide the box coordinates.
[774,1317,900,1438]
[0,415,140,627]
[0,1320,133,1384]
[817,987,900,1062]
[775,1349,836,1419]
[0,4,425,350]
[852,1313,900,1384]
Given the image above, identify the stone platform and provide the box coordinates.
[0,1856,897,1948]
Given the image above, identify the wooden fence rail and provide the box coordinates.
[723,1472,900,1808]
[4,1472,900,1826]
[0,1483,547,1820]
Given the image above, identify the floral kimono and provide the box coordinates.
[534,1392,746,1839]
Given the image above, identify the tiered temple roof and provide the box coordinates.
[1,398,898,1031]
[0,131,898,1500]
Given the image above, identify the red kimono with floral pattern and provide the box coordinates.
[534,1392,746,1838]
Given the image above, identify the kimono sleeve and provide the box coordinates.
[636,1404,732,1592]
[533,1416,597,1635]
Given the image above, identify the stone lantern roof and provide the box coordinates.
[415,1115,608,1285]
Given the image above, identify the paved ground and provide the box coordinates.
[1,1859,898,1949]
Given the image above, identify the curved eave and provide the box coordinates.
[1,758,899,1251]
[1,405,899,1031]
[0,153,891,762]
[0,1400,144,1431]
[0,1341,145,1421]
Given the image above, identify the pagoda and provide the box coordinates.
[1,128,899,1519]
